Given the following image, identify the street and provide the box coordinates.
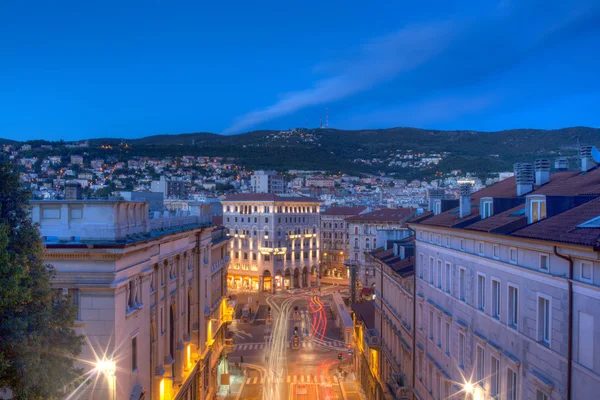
[223,285,355,400]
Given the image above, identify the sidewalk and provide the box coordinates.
[215,369,246,400]
[339,372,366,400]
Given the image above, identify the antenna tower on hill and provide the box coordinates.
[325,108,329,128]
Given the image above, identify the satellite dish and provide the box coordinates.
[592,146,600,163]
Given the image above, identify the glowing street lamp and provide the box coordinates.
[96,358,116,400]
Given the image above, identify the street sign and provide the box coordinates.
[347,349,352,355]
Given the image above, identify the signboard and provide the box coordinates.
[221,373,230,385]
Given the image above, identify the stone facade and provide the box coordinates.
[30,200,230,400]
[222,194,320,292]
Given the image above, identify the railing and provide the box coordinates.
[147,215,211,232]
[211,257,230,273]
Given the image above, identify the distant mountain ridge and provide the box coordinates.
[2,126,598,179]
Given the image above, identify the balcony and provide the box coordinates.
[211,256,230,273]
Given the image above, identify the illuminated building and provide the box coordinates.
[222,194,321,293]
[30,199,230,400]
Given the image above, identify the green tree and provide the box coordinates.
[0,163,84,400]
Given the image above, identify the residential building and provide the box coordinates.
[409,155,600,400]
[345,208,415,287]
[352,301,384,400]
[71,155,84,165]
[367,237,417,400]
[30,199,230,400]
[152,176,187,200]
[251,170,285,194]
[221,194,321,292]
[306,176,336,188]
[320,206,367,278]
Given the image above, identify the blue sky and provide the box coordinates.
[1,0,599,141]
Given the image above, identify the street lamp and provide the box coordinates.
[96,358,116,400]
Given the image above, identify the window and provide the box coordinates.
[490,356,500,398]
[445,236,451,247]
[507,368,518,400]
[536,391,548,400]
[434,201,441,215]
[492,279,501,319]
[445,262,451,293]
[537,295,551,345]
[460,239,466,251]
[509,247,517,264]
[419,303,424,331]
[478,242,484,255]
[477,274,486,311]
[429,310,434,341]
[539,254,549,271]
[509,285,519,329]
[578,311,594,369]
[482,200,492,219]
[419,254,424,279]
[132,336,138,371]
[437,260,442,289]
[459,267,466,301]
[445,322,450,356]
[529,198,547,223]
[429,257,434,285]
[436,316,442,349]
[493,244,499,259]
[476,345,484,386]
[458,332,465,369]
[581,262,593,283]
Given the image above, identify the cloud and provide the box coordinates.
[222,22,458,134]
[223,0,600,134]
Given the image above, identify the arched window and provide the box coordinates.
[365,238,370,249]
[354,226,359,234]
[354,238,359,249]
[373,239,377,249]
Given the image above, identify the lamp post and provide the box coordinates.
[96,358,116,400]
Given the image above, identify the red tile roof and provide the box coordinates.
[345,208,414,222]
[465,205,526,233]
[321,206,368,216]
[511,197,600,248]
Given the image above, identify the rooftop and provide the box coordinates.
[321,206,368,216]
[351,301,376,330]
[345,208,414,222]
[223,193,320,203]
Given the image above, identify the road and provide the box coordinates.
[225,286,350,400]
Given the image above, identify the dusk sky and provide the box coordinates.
[1,0,600,141]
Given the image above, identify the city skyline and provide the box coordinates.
[1,0,600,141]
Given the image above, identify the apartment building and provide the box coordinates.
[345,208,415,286]
[30,199,230,400]
[222,194,321,292]
[408,154,600,400]
[365,236,418,400]
[251,170,285,194]
[320,206,367,278]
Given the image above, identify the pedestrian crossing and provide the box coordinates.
[245,374,339,385]
[232,340,345,352]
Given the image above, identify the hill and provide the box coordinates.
[3,126,598,179]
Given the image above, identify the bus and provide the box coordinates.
[242,304,251,322]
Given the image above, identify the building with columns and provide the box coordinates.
[221,194,321,292]
[320,206,368,278]
[30,199,231,400]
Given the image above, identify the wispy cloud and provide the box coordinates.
[222,22,458,134]
[223,0,600,134]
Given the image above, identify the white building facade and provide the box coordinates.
[250,170,285,194]
[409,157,600,400]
[31,199,230,400]
[222,194,320,292]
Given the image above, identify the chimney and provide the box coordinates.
[535,159,550,186]
[459,182,472,218]
[515,163,534,196]
[393,243,398,256]
[427,189,445,212]
[581,146,596,172]
[554,158,569,171]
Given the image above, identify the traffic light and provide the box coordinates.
[338,353,342,360]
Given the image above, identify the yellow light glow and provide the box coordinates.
[187,344,191,368]
[96,358,116,377]
[463,381,474,394]
[159,378,165,400]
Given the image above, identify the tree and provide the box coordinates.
[0,163,84,399]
